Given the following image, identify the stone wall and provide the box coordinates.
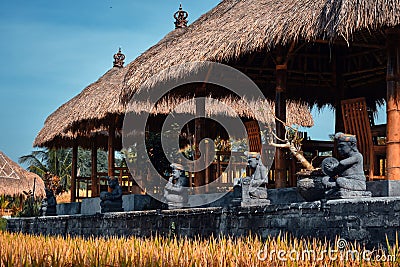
[7,197,400,248]
[65,188,305,216]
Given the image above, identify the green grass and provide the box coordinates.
[0,218,7,231]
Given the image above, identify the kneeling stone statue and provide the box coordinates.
[163,163,189,209]
[100,177,123,213]
[241,151,270,207]
[321,132,372,199]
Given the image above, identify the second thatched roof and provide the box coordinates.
[0,151,45,197]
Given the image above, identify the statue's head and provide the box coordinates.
[108,177,118,188]
[335,132,358,156]
[170,163,184,179]
[245,151,261,169]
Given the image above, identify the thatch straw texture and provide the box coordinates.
[121,0,400,101]
[128,96,314,127]
[39,0,397,147]
[0,151,45,197]
[34,67,127,148]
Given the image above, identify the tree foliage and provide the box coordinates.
[19,148,110,193]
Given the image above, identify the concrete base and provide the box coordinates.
[56,203,81,215]
[241,198,270,207]
[122,194,163,211]
[189,188,306,208]
[188,193,231,207]
[267,188,306,204]
[326,188,372,199]
[81,198,101,215]
[81,195,163,215]
[367,180,400,197]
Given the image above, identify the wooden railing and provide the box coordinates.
[74,147,334,200]
[75,167,142,200]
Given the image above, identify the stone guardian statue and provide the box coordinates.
[100,177,124,212]
[321,132,372,199]
[241,151,270,206]
[163,163,189,209]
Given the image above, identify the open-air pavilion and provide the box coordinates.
[35,0,400,202]
[34,47,313,201]
[120,0,400,188]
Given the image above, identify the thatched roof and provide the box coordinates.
[34,66,127,148]
[34,59,313,148]
[121,0,400,105]
[128,96,313,127]
[37,0,399,148]
[0,151,45,197]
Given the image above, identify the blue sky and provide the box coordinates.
[0,0,221,163]
[0,0,385,164]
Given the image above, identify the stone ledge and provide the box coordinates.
[7,198,400,248]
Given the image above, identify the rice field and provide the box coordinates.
[0,231,399,266]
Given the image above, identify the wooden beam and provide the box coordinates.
[283,41,299,66]
[71,143,78,202]
[245,53,257,67]
[108,117,115,178]
[386,28,400,180]
[343,48,383,59]
[274,61,287,189]
[91,140,98,197]
[333,45,345,133]
[193,66,213,190]
[237,66,333,76]
[194,84,206,188]
[342,66,386,77]
[347,72,386,83]
[314,39,385,49]
[350,77,386,88]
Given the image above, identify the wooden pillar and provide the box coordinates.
[275,64,287,188]
[386,28,400,180]
[108,118,115,178]
[194,85,206,188]
[333,46,345,133]
[91,140,98,197]
[205,139,210,186]
[71,143,78,202]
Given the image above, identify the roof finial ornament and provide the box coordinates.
[113,47,125,68]
[174,3,188,29]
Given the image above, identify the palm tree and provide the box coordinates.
[19,148,72,193]
[19,148,111,193]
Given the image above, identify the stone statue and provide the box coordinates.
[321,132,372,199]
[241,151,270,206]
[100,177,123,213]
[41,188,57,216]
[163,163,189,209]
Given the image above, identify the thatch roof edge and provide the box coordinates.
[34,67,127,147]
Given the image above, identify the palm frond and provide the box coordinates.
[18,155,47,174]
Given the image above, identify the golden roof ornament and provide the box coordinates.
[113,48,125,68]
[174,4,188,29]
